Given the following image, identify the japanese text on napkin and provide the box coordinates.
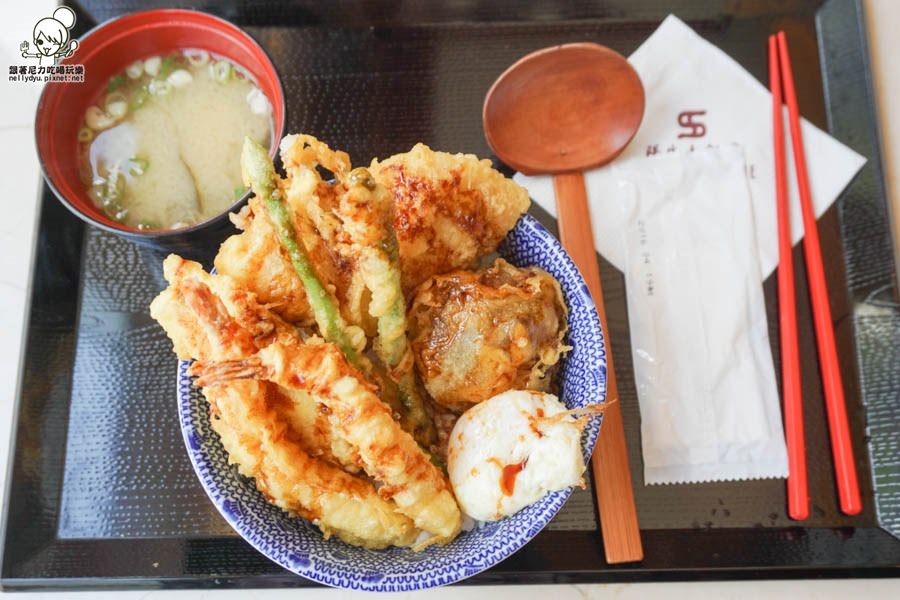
[616,147,788,484]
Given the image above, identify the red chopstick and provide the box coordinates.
[774,31,862,516]
[769,35,808,521]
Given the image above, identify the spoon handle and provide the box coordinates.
[553,171,643,564]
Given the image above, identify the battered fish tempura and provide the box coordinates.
[213,380,363,475]
[206,380,417,548]
[371,143,530,295]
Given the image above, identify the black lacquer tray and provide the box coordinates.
[4,0,899,590]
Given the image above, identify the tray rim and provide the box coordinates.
[4,0,900,590]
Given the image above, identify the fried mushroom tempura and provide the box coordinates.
[409,258,570,412]
[193,340,463,547]
[370,143,530,296]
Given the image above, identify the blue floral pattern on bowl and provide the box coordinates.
[176,213,607,591]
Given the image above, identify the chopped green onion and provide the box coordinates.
[128,157,149,176]
[77,127,93,143]
[104,92,128,119]
[106,101,127,119]
[85,105,115,131]
[126,61,143,79]
[246,87,271,116]
[158,54,178,79]
[143,56,161,77]
[129,85,149,111]
[167,69,193,88]
[107,74,125,92]
[104,92,126,107]
[148,79,172,96]
[210,60,232,83]
[233,186,247,200]
[184,49,209,67]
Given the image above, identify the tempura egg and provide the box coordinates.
[447,390,587,522]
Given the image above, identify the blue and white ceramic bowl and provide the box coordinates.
[176,213,607,591]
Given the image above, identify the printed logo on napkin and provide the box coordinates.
[515,14,866,278]
[9,6,83,83]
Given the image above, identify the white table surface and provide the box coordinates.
[1,1,897,598]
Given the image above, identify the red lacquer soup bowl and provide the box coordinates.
[35,9,286,255]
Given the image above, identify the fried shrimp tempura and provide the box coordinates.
[205,380,417,548]
[192,339,463,547]
[150,254,372,480]
[370,143,530,296]
[151,255,363,472]
[151,255,460,548]
[150,255,274,361]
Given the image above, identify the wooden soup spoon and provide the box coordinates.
[483,43,645,563]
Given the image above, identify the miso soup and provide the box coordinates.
[78,49,273,230]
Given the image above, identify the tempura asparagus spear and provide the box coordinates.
[241,137,362,368]
[339,168,437,446]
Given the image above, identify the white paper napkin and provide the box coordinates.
[514,14,866,278]
[512,15,865,484]
[615,147,788,484]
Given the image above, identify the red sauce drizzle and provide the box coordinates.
[500,460,527,496]
[529,408,545,438]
